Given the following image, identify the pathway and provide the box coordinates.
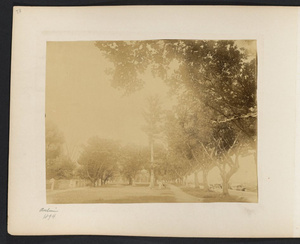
[167,184,204,202]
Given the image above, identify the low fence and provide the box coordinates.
[46,179,89,190]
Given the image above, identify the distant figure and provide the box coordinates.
[49,178,55,191]
[158,181,166,189]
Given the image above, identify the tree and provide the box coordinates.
[48,155,75,180]
[46,120,64,162]
[209,123,242,196]
[95,40,257,142]
[119,144,147,185]
[164,109,194,184]
[95,39,257,195]
[95,40,154,94]
[164,152,191,184]
[46,120,75,180]
[102,164,118,185]
[146,141,168,183]
[164,95,217,190]
[142,95,163,188]
[77,137,120,187]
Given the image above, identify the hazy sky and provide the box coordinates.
[46,41,175,159]
[46,40,256,162]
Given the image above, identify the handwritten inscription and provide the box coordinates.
[39,207,58,213]
[39,207,58,220]
[43,213,56,220]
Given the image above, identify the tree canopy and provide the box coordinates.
[46,121,75,180]
[93,39,257,194]
[77,136,120,186]
[119,144,148,185]
[95,39,257,142]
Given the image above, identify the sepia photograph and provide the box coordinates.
[9,5,299,236]
[45,39,258,204]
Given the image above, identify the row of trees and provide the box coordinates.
[46,105,255,195]
[46,40,257,197]
[95,39,257,196]
[76,138,153,187]
[46,122,151,186]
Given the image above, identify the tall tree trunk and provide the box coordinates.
[149,141,155,188]
[86,169,97,187]
[194,171,199,188]
[203,170,209,191]
[183,175,188,186]
[221,154,240,196]
[149,169,155,188]
[222,174,229,196]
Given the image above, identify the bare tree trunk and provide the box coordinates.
[150,169,155,188]
[222,175,229,196]
[194,171,199,188]
[221,154,240,196]
[203,170,209,191]
[86,169,97,187]
[219,161,230,196]
[149,141,155,188]
[128,177,132,185]
[183,175,188,186]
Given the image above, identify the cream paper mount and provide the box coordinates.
[8,6,299,237]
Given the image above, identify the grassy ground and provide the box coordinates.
[47,183,176,204]
[47,182,255,204]
[178,186,249,202]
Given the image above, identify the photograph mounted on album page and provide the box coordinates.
[8,6,300,237]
